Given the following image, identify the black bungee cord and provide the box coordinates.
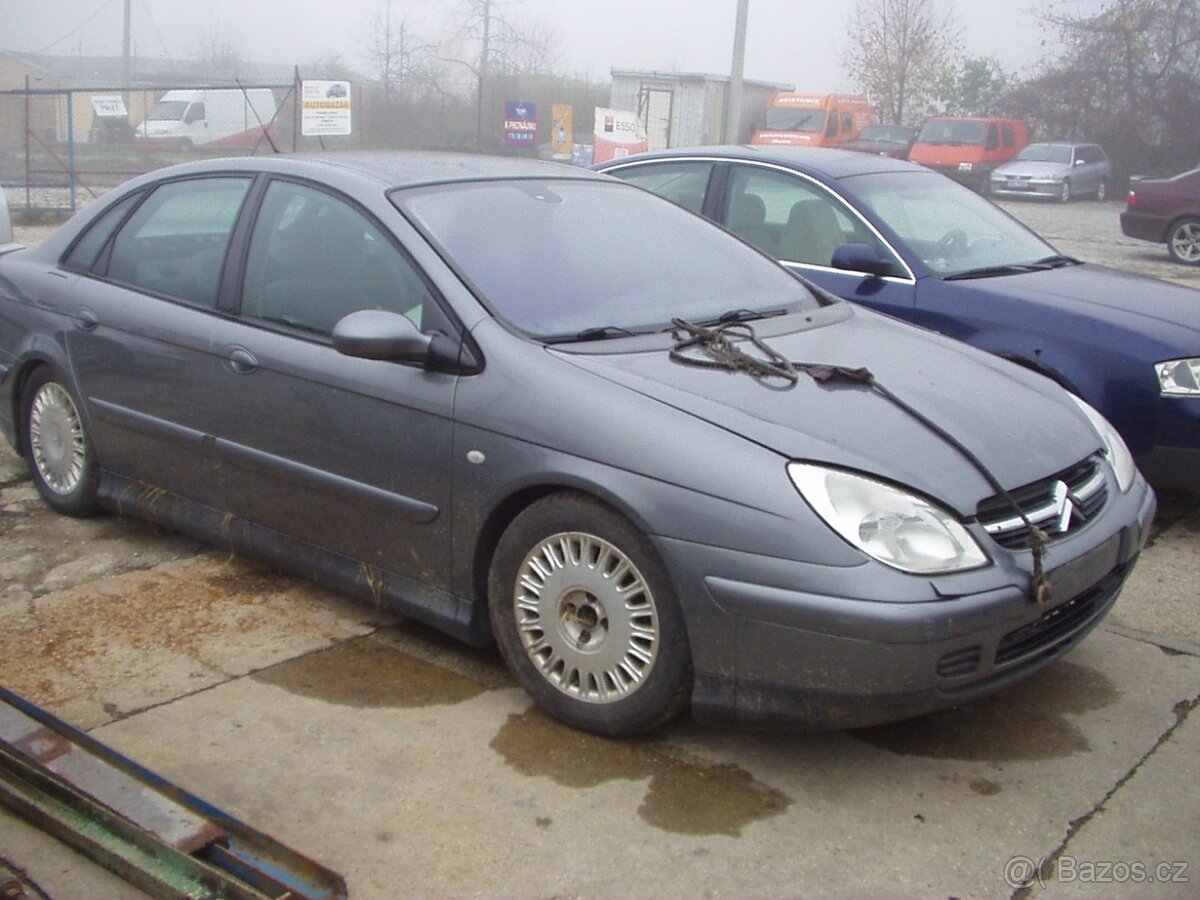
[669,317,1053,605]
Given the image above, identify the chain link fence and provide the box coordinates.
[0,81,295,217]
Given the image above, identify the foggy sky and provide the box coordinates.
[3,0,1107,92]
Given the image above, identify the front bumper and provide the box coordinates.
[662,478,1156,730]
[923,163,990,191]
[990,180,1063,200]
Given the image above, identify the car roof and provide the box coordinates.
[598,145,917,180]
[116,151,606,192]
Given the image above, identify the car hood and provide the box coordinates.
[958,264,1200,339]
[994,161,1068,178]
[553,309,1100,513]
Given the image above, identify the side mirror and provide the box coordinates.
[830,242,893,277]
[1075,159,1086,166]
[332,309,462,369]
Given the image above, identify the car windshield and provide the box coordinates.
[395,179,819,339]
[858,125,911,144]
[765,108,827,133]
[1018,144,1073,164]
[848,171,1058,277]
[917,120,986,145]
[147,100,188,121]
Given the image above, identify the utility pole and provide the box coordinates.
[475,0,491,152]
[723,0,749,144]
[122,0,132,86]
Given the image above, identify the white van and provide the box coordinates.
[136,89,278,150]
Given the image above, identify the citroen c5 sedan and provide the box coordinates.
[0,155,1154,735]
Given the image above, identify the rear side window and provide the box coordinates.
[105,177,251,307]
[1002,123,1016,148]
[607,161,714,214]
[63,193,141,273]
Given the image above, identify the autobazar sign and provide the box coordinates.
[301,80,352,136]
[504,101,537,147]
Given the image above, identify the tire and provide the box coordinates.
[1095,179,1107,202]
[488,492,692,735]
[1059,180,1071,203]
[1167,216,1200,266]
[21,367,101,517]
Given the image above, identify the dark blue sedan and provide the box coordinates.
[596,147,1200,491]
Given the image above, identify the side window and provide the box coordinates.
[826,110,839,137]
[723,165,898,270]
[842,112,853,132]
[63,192,141,273]
[185,102,206,124]
[1002,123,1016,148]
[987,125,1001,151]
[106,177,250,306]
[241,180,441,336]
[606,161,714,215]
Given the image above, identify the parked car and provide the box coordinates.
[0,157,1154,736]
[839,124,918,159]
[989,142,1111,202]
[596,146,1200,491]
[1120,167,1200,266]
[908,117,1028,193]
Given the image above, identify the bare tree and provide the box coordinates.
[194,25,244,82]
[359,0,436,104]
[844,0,961,124]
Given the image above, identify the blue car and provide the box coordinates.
[595,147,1200,491]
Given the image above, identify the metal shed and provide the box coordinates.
[609,69,793,150]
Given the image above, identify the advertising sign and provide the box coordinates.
[592,107,648,164]
[301,80,352,137]
[90,95,128,118]
[504,101,538,147]
[551,103,573,159]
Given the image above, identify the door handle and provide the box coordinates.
[227,348,258,374]
[73,308,99,331]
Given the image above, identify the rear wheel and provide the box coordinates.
[488,493,692,735]
[21,367,100,517]
[1167,216,1200,265]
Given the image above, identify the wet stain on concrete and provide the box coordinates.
[491,708,791,836]
[253,637,486,709]
[969,777,1002,796]
[851,662,1120,761]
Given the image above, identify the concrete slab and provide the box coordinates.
[85,629,1198,899]
[1030,695,1200,898]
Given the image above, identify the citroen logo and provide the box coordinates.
[1049,480,1083,533]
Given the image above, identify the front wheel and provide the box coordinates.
[21,367,100,516]
[1095,179,1107,202]
[488,493,692,735]
[1059,180,1072,203]
[1167,216,1200,265]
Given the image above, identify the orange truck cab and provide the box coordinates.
[751,93,872,148]
[908,117,1029,193]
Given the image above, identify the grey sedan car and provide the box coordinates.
[989,142,1111,202]
[0,155,1154,735]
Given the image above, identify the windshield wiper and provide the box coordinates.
[545,325,640,344]
[1030,254,1080,268]
[701,307,788,326]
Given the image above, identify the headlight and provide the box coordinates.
[788,463,989,574]
[1156,358,1200,396]
[1067,395,1136,492]
[958,162,974,172]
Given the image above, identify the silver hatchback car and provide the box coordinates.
[989,142,1111,202]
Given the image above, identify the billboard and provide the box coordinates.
[551,103,573,159]
[301,81,352,137]
[504,101,538,148]
[592,107,648,164]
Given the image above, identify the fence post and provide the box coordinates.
[67,91,77,212]
[24,75,31,212]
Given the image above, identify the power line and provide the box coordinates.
[31,0,120,53]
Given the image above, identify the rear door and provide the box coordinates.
[63,175,252,507]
